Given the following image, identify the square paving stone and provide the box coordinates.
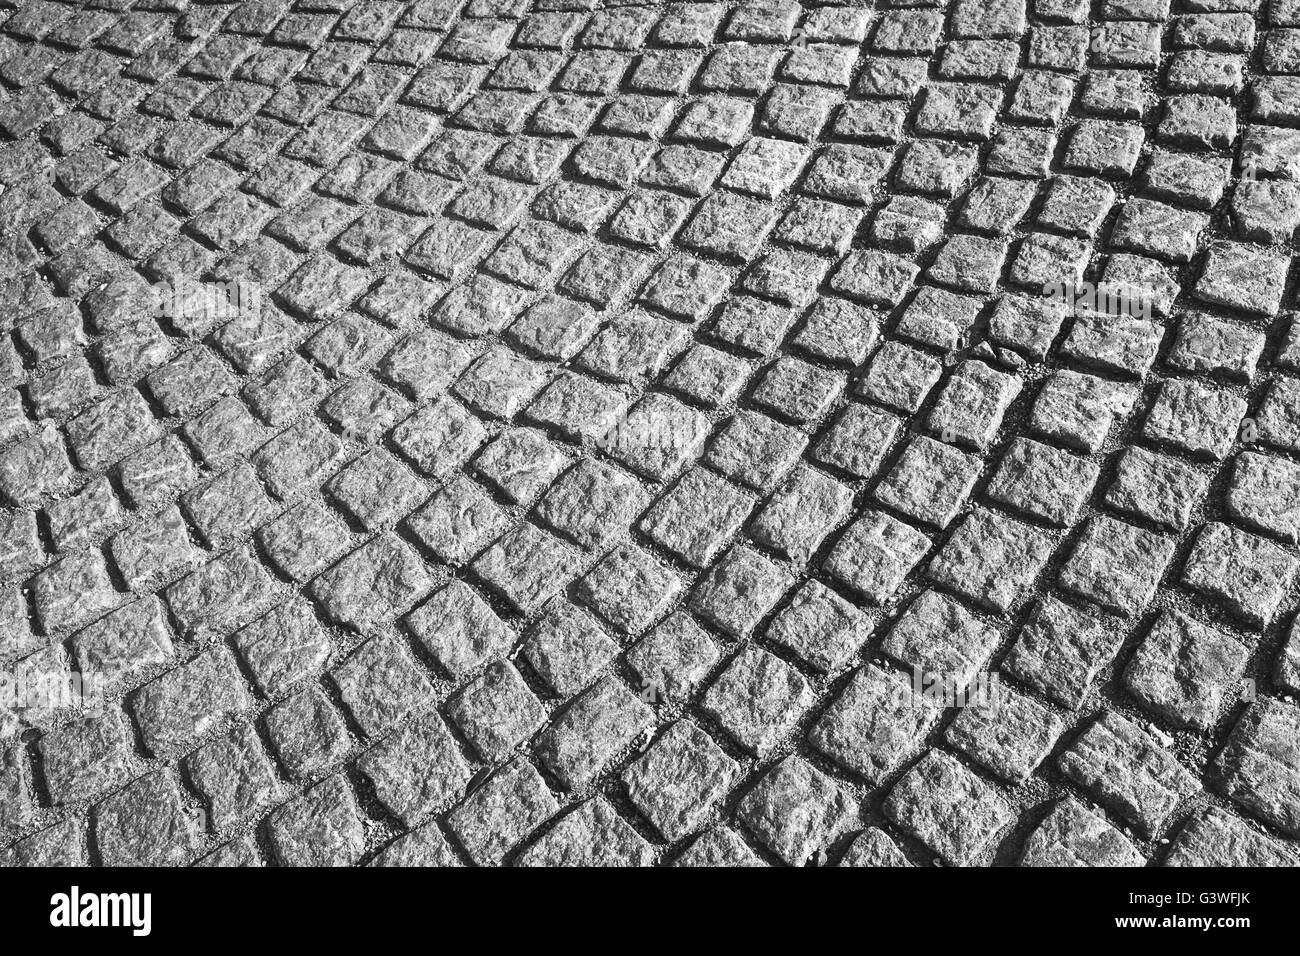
[37,712,136,806]
[927,509,1056,613]
[1215,700,1300,838]
[690,545,794,639]
[1194,242,1291,316]
[469,522,575,615]
[702,644,813,757]
[331,635,435,740]
[809,663,942,784]
[839,828,912,867]
[812,404,900,479]
[1030,370,1137,453]
[232,599,331,699]
[1019,798,1145,867]
[766,579,869,673]
[600,393,709,482]
[185,723,281,830]
[1059,516,1176,615]
[750,466,852,563]
[1182,521,1298,628]
[622,720,738,842]
[522,601,619,698]
[944,682,1065,783]
[70,597,175,695]
[704,409,807,494]
[516,797,654,867]
[881,589,1002,693]
[448,758,560,865]
[405,580,514,681]
[131,646,253,758]
[447,660,547,762]
[574,542,680,635]
[1058,711,1198,837]
[1142,378,1247,460]
[370,823,462,868]
[883,749,1013,866]
[357,708,472,825]
[673,827,766,867]
[986,438,1099,526]
[1104,446,1209,532]
[858,342,943,414]
[873,436,982,530]
[1228,450,1300,543]
[1167,313,1265,382]
[267,774,365,867]
[824,511,932,605]
[1061,311,1163,378]
[535,676,654,790]
[535,463,647,554]
[1003,597,1124,709]
[927,361,1022,450]
[738,755,856,866]
[640,467,755,568]
[626,612,720,705]
[474,428,569,505]
[95,770,205,867]
[1256,377,1300,454]
[311,533,434,633]
[1164,806,1299,867]
[1124,610,1248,731]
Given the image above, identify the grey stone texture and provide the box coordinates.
[2,0,1298,871]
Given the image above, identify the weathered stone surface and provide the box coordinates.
[884,750,1013,866]
[1058,712,1198,837]
[1019,798,1144,867]
[738,755,856,866]
[0,0,1294,871]
[1215,700,1300,838]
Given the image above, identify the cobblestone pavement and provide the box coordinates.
[0,0,1299,869]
